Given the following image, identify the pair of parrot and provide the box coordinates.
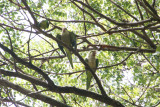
[56,28,77,69]
[57,28,99,90]
[37,23,99,90]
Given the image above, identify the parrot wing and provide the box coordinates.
[61,28,74,68]
[70,32,77,50]
[56,34,66,55]
[64,48,73,68]
[84,58,88,69]
[96,59,99,68]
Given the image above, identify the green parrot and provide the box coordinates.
[85,51,99,90]
[56,34,66,56]
[38,20,49,29]
[61,28,77,68]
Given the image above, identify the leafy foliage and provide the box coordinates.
[0,0,159,107]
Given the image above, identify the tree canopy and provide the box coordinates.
[0,0,160,107]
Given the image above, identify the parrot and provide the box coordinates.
[56,34,66,56]
[61,28,77,68]
[38,20,49,29]
[85,51,99,90]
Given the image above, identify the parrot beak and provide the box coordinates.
[62,28,67,33]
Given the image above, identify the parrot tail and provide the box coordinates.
[65,48,73,68]
[86,71,92,90]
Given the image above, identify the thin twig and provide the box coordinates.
[141,53,159,73]
[121,86,135,104]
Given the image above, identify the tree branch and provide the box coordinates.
[0,97,31,107]
[109,0,138,21]
[0,43,56,88]
[0,69,124,107]
[0,78,70,107]
[71,1,107,32]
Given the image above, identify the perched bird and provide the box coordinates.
[56,34,66,56]
[85,51,99,90]
[38,20,49,29]
[61,28,77,68]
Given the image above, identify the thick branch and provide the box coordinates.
[27,47,155,61]
[143,0,158,16]
[136,0,160,21]
[131,30,156,49]
[0,69,48,87]
[0,78,70,107]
